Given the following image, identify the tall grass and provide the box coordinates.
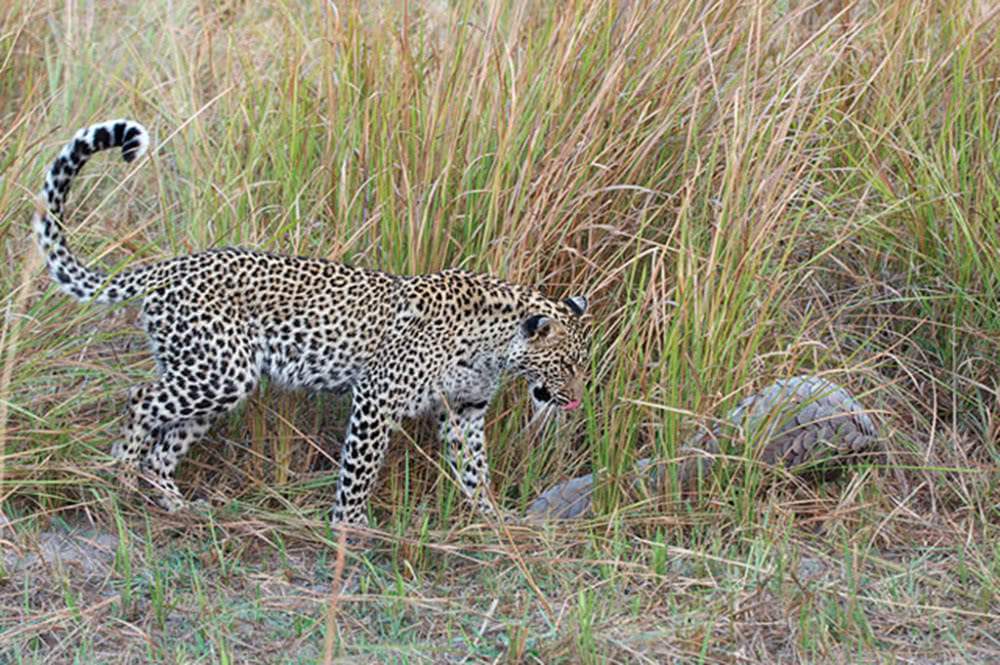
[1,0,998,661]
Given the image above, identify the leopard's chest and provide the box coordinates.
[437,356,505,409]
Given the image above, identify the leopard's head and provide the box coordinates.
[508,295,590,412]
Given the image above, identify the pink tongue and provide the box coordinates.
[561,399,581,411]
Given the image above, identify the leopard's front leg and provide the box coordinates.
[332,386,393,529]
[438,402,500,519]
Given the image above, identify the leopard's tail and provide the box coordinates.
[32,119,152,304]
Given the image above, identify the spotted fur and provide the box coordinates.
[33,119,591,527]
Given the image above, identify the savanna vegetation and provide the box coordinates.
[0,0,997,662]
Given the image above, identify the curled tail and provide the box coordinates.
[33,119,151,303]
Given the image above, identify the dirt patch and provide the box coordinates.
[2,520,119,579]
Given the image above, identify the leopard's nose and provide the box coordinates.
[561,373,584,410]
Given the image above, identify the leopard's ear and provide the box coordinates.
[521,314,552,339]
[564,296,587,317]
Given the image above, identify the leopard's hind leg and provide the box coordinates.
[115,382,160,494]
[142,416,213,511]
[121,292,261,511]
[120,372,257,511]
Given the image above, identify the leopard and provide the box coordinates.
[32,119,591,530]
